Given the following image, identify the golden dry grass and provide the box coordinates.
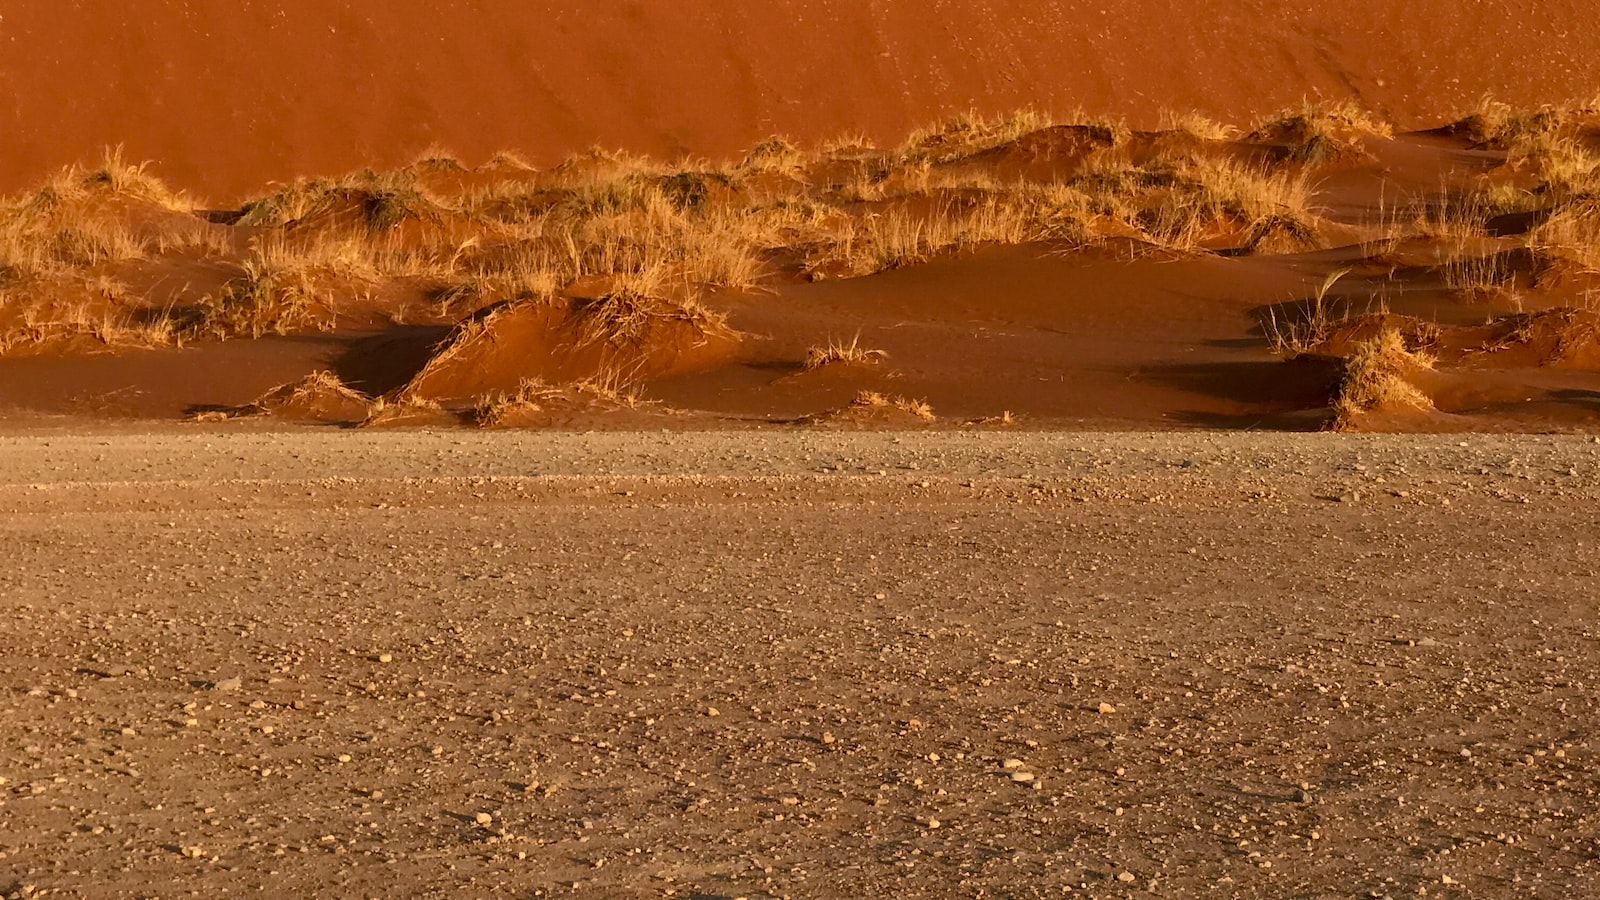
[802,335,888,370]
[472,376,644,428]
[849,391,936,421]
[3,104,1600,371]
[1329,329,1436,429]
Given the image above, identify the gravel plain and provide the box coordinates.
[1,429,1598,898]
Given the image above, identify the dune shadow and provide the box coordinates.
[1141,357,1341,431]
[1551,388,1600,410]
[331,326,453,396]
[1143,357,1342,405]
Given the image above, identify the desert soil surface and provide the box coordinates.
[1,429,1597,898]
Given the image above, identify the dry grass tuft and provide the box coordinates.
[197,371,371,422]
[1329,328,1435,428]
[802,334,888,370]
[576,267,731,349]
[1263,269,1355,355]
[359,394,449,428]
[183,236,372,339]
[740,138,805,175]
[850,391,936,421]
[78,146,190,210]
[1158,111,1237,142]
[472,375,644,427]
[1248,100,1392,164]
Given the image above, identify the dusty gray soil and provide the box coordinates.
[1,430,1598,898]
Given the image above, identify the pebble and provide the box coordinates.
[1010,771,1036,783]
[475,812,494,826]
[923,818,941,829]
[1002,758,1025,770]
[212,677,242,692]
[1099,702,1117,715]
[376,654,394,664]
[1117,872,1136,883]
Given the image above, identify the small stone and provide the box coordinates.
[1001,758,1025,770]
[1442,875,1459,885]
[1117,872,1136,883]
[1098,702,1117,715]
[212,677,242,693]
[706,707,720,718]
[820,732,836,745]
[337,754,352,764]
[1010,771,1036,783]
[375,654,393,664]
[1292,788,1310,803]
[260,725,275,735]
[475,812,494,826]
[923,818,941,829]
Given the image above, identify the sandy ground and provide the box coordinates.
[1,430,1598,898]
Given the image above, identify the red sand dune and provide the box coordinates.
[3,1,1599,200]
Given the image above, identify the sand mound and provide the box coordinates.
[1327,330,1438,431]
[801,392,937,429]
[197,371,372,423]
[472,379,666,429]
[1458,309,1600,369]
[358,396,459,429]
[398,283,739,403]
[1311,308,1600,370]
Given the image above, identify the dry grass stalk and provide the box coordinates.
[1263,269,1355,356]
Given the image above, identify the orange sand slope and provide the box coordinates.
[3,1,1599,199]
